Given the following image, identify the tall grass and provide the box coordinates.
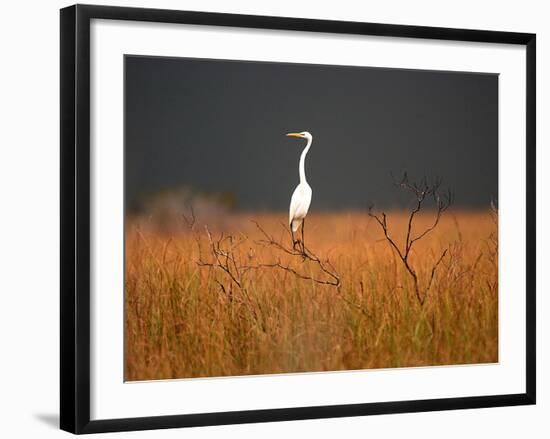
[125,210,497,381]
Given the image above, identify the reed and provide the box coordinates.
[125,210,498,381]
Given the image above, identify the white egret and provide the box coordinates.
[286,131,313,250]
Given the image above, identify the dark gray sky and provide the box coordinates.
[125,55,497,211]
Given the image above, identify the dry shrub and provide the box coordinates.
[125,209,497,381]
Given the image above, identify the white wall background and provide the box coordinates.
[0,0,546,437]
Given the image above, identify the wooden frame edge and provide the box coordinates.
[60,4,536,434]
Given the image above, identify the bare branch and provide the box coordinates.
[368,207,405,260]
[252,220,341,287]
[369,173,453,306]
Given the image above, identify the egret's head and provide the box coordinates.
[286,131,312,141]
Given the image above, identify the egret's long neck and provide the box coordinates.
[299,137,312,184]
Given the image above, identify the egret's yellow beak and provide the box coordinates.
[286,132,303,138]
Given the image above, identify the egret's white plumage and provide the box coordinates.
[286,132,313,235]
[289,184,312,232]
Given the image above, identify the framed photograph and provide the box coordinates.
[60,4,536,434]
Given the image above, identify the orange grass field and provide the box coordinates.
[124,210,498,381]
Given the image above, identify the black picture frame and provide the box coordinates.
[60,4,536,434]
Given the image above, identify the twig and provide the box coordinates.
[369,173,453,306]
[252,220,341,287]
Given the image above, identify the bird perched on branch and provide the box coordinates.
[286,131,313,250]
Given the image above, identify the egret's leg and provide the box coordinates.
[291,227,297,249]
[301,220,305,253]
